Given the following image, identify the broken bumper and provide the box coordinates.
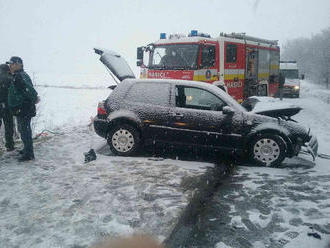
[303,134,318,160]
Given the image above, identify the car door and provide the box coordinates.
[168,85,234,149]
[124,81,172,143]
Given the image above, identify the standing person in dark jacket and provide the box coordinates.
[0,64,15,151]
[7,57,38,161]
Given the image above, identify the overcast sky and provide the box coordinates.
[0,0,329,85]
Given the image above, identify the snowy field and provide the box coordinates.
[32,86,110,134]
[0,80,330,248]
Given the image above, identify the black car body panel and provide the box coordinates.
[94,118,108,138]
[93,79,317,158]
[93,49,318,163]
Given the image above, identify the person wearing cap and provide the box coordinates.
[7,56,38,161]
[0,64,15,151]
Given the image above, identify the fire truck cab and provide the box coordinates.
[137,30,280,102]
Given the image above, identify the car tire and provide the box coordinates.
[107,124,140,156]
[249,134,287,167]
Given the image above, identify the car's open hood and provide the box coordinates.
[242,96,302,119]
[255,107,302,119]
[94,48,135,82]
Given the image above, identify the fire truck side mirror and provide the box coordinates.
[137,47,144,67]
[137,47,144,60]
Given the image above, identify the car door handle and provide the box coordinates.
[171,112,184,117]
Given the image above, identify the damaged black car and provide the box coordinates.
[93,48,318,167]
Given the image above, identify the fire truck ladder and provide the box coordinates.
[220,32,278,46]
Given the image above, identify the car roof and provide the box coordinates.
[123,78,217,89]
[119,78,247,112]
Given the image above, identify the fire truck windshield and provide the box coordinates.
[149,44,199,70]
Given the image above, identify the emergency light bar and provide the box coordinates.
[188,30,211,38]
[159,30,211,40]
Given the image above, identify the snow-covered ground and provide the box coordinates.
[0,126,214,247]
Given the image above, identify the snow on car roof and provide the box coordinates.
[124,78,246,112]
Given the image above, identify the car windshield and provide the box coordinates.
[281,69,299,79]
[149,44,199,70]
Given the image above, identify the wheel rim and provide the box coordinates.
[111,128,135,153]
[253,138,280,166]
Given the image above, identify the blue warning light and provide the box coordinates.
[160,33,166,39]
[190,30,198,37]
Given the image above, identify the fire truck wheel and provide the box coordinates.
[249,134,287,167]
[108,124,141,156]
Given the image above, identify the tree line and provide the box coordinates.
[281,26,330,88]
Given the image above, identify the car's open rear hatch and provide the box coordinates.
[94,48,135,83]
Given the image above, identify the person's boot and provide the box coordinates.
[18,154,35,162]
[6,146,15,152]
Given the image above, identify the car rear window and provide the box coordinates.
[126,82,170,106]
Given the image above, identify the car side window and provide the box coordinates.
[175,86,226,111]
[126,82,170,106]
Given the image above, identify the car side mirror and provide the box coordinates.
[241,97,260,112]
[223,106,235,115]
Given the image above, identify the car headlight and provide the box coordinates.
[294,85,300,90]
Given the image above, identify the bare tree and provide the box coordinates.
[282,26,330,88]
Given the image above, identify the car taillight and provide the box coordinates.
[97,101,107,116]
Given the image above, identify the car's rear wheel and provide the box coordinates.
[249,134,287,167]
[108,124,140,156]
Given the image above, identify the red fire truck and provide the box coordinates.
[137,31,280,102]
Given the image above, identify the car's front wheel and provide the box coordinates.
[107,124,140,156]
[249,134,287,167]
